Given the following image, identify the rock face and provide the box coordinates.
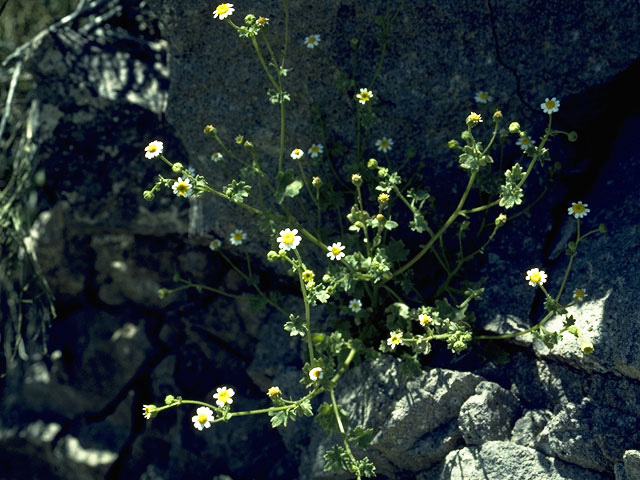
[2,1,640,480]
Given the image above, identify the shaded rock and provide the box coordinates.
[623,450,640,480]
[458,380,522,446]
[511,409,552,448]
[440,441,609,480]
[535,398,640,473]
[302,356,483,478]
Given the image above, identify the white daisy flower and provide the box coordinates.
[172,177,192,197]
[308,144,324,158]
[192,406,214,431]
[568,201,590,219]
[290,148,304,160]
[474,91,494,104]
[209,239,222,251]
[387,330,403,350]
[211,152,223,163]
[326,242,346,261]
[144,140,163,159]
[348,299,362,313]
[540,97,560,114]
[355,88,373,105]
[375,137,393,153]
[418,313,431,327]
[229,229,247,246]
[516,135,535,151]
[525,268,547,287]
[573,288,587,302]
[213,386,235,407]
[304,34,320,49]
[213,3,234,20]
[309,367,323,381]
[277,228,302,251]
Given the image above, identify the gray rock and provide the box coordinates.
[301,356,483,478]
[458,380,522,445]
[623,450,640,480]
[440,441,609,480]
[511,409,552,448]
[535,398,640,473]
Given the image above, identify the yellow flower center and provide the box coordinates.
[480,92,488,100]
[575,289,585,298]
[268,387,280,397]
[311,146,319,153]
[545,100,555,110]
[177,182,190,195]
[233,233,243,241]
[419,315,431,325]
[573,203,585,214]
[148,145,157,152]
[303,270,314,281]
[469,113,481,123]
[308,36,316,44]
[198,413,207,424]
[216,4,229,15]
[332,246,341,255]
[282,232,295,244]
[530,272,541,283]
[391,335,401,344]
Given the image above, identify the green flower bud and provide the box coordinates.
[493,110,503,122]
[580,337,594,354]
[495,213,507,227]
[367,158,378,169]
[351,173,362,186]
[460,130,472,141]
[204,124,216,134]
[567,131,578,142]
[312,333,326,344]
[267,250,279,262]
[243,140,254,149]
[143,190,155,201]
[244,13,256,25]
[157,288,169,299]
[235,135,244,144]
[164,394,176,405]
[312,176,322,188]
[322,274,331,283]
[508,122,521,134]
[172,162,184,173]
[598,223,607,233]
[448,139,460,149]
[567,325,579,337]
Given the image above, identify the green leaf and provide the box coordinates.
[283,314,307,337]
[269,410,291,428]
[347,426,374,449]
[283,179,303,199]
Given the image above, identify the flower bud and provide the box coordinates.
[466,112,482,127]
[448,139,460,149]
[568,131,578,142]
[267,250,279,262]
[143,190,155,201]
[164,394,176,405]
[495,213,507,227]
[157,288,169,299]
[460,131,472,141]
[312,176,322,187]
[580,337,594,354]
[204,124,216,134]
[172,162,184,173]
[322,274,331,283]
[378,193,390,205]
[493,110,503,122]
[508,122,520,134]
[598,223,607,233]
[376,213,385,222]
[235,135,244,144]
[243,140,254,148]
[351,173,362,186]
[367,158,378,169]
[244,13,256,24]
